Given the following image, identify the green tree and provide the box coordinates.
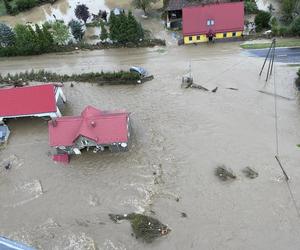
[291,16,300,35]
[118,11,129,44]
[254,10,271,32]
[132,0,158,15]
[127,11,144,43]
[75,4,90,24]
[281,0,297,24]
[15,0,37,11]
[244,0,258,14]
[109,11,118,41]
[46,20,70,45]
[3,0,13,14]
[0,23,16,47]
[69,19,84,41]
[14,24,38,55]
[100,21,108,41]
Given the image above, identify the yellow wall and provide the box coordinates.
[184,31,242,44]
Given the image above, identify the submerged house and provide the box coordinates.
[0,84,66,122]
[182,1,244,44]
[48,106,131,160]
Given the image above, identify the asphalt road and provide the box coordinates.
[245,47,300,63]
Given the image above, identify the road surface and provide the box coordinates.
[245,47,300,63]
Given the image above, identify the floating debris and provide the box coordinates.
[109,213,171,243]
[242,167,258,179]
[4,162,11,170]
[211,87,218,93]
[180,212,187,218]
[215,165,236,181]
[226,87,239,91]
[190,83,209,91]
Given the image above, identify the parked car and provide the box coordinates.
[130,66,154,83]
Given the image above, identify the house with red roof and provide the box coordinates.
[48,106,131,158]
[0,84,66,122]
[182,1,244,44]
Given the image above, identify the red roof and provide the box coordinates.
[52,154,70,164]
[0,84,57,117]
[48,106,129,147]
[182,2,244,36]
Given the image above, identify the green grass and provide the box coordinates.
[0,0,7,16]
[241,39,300,49]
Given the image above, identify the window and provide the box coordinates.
[232,32,236,37]
[223,33,227,38]
[189,36,193,41]
[207,19,215,26]
[196,35,200,40]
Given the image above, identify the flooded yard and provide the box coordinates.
[0,42,300,249]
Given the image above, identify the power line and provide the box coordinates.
[260,38,300,217]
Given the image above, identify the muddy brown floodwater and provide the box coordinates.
[0,42,300,250]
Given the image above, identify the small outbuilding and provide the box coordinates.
[0,84,66,122]
[48,106,131,157]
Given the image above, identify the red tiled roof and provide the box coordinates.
[183,2,244,36]
[0,84,57,117]
[48,106,129,147]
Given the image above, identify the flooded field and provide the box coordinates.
[0,0,162,25]
[0,42,300,249]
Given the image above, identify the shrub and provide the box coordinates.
[255,10,271,32]
[46,20,70,45]
[244,0,258,14]
[291,17,300,36]
[0,23,16,47]
[15,0,37,11]
[69,19,84,41]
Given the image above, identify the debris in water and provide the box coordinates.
[242,167,258,179]
[226,87,239,91]
[175,197,180,202]
[190,83,209,91]
[181,212,187,218]
[215,165,236,181]
[211,87,218,93]
[4,162,11,170]
[70,83,74,87]
[109,213,171,243]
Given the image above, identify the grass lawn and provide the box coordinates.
[0,0,7,16]
[241,38,300,49]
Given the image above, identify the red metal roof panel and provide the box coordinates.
[48,106,129,147]
[0,84,57,117]
[183,2,244,36]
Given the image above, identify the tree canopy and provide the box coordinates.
[75,4,90,24]
[132,0,158,15]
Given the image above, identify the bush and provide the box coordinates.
[0,23,16,47]
[291,17,300,36]
[255,10,271,32]
[46,20,70,45]
[15,0,37,11]
[244,0,258,14]
[69,19,84,41]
